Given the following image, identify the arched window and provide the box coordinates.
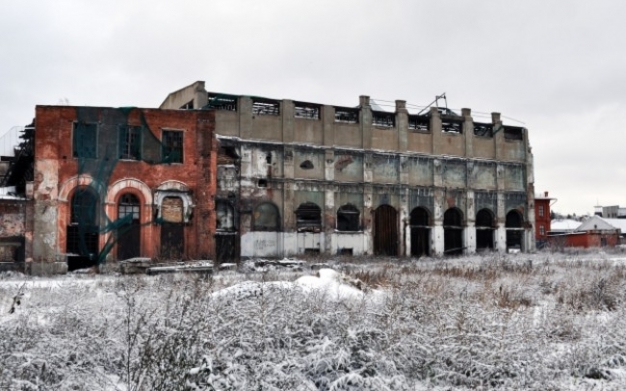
[410,207,430,227]
[71,187,99,226]
[216,200,235,231]
[443,208,463,227]
[337,204,359,231]
[296,202,321,232]
[476,209,494,228]
[118,194,140,224]
[443,208,463,255]
[506,210,523,228]
[475,208,495,250]
[253,202,280,231]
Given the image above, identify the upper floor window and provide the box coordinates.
[408,115,430,132]
[294,102,320,120]
[162,130,183,163]
[372,111,395,128]
[119,125,142,160]
[334,107,359,124]
[73,122,98,159]
[538,205,544,217]
[252,98,280,116]
[473,123,493,138]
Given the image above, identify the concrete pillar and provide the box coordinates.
[462,108,473,158]
[430,107,441,155]
[492,112,503,161]
[363,185,373,255]
[322,105,335,147]
[396,100,408,151]
[282,100,294,143]
[465,190,476,254]
[400,188,409,256]
[496,192,506,253]
[239,96,253,139]
[432,188,445,255]
[325,188,335,255]
[360,96,372,149]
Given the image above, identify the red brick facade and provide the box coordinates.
[33,106,217,263]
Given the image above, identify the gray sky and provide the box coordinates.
[1,0,624,215]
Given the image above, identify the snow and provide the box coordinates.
[2,251,626,389]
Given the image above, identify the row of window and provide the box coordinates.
[72,123,184,163]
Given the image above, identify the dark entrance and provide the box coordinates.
[67,187,99,270]
[505,210,524,252]
[117,194,141,260]
[410,207,430,257]
[215,200,238,262]
[475,208,495,250]
[160,196,184,259]
[444,208,463,255]
[374,205,398,256]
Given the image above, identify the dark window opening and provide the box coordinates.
[73,122,98,159]
[253,202,280,231]
[119,125,142,160]
[162,130,183,163]
[444,208,463,227]
[252,98,280,116]
[338,248,353,256]
[206,93,238,111]
[337,204,360,231]
[505,210,523,228]
[475,209,494,228]
[258,179,267,188]
[476,209,495,250]
[410,207,430,258]
[67,187,100,257]
[408,115,430,132]
[504,126,524,141]
[473,123,493,138]
[410,207,430,227]
[294,102,320,120]
[444,208,463,255]
[372,111,395,128]
[296,202,322,232]
[334,107,359,124]
[179,100,194,110]
[118,194,140,223]
[266,152,272,164]
[218,146,239,165]
[300,160,314,170]
[304,248,321,255]
[442,119,463,134]
[216,200,235,231]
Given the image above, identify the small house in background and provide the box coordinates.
[548,215,620,248]
[534,191,556,248]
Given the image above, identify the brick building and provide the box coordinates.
[534,191,555,248]
[32,106,218,269]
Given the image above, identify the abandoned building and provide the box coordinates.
[160,81,536,260]
[1,81,535,271]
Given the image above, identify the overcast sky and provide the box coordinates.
[1,0,624,215]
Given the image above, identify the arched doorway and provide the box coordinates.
[117,193,141,260]
[475,208,495,250]
[505,210,524,252]
[374,205,398,256]
[410,207,430,257]
[67,187,100,270]
[444,208,463,255]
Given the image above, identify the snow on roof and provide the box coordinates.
[577,215,621,232]
[601,218,626,233]
[550,219,581,232]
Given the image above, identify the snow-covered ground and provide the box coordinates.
[2,251,626,390]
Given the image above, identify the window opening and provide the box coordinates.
[539,225,545,236]
[73,122,98,158]
[206,93,238,111]
[266,152,272,164]
[162,130,183,163]
[119,125,142,160]
[294,102,320,120]
[296,202,322,232]
[443,208,463,255]
[473,122,493,137]
[408,115,430,132]
[442,119,463,134]
[118,194,140,223]
[300,160,314,170]
[216,200,235,231]
[539,205,544,217]
[505,210,523,228]
[334,107,359,124]
[253,202,280,231]
[504,126,524,141]
[179,100,194,110]
[258,179,267,188]
[252,98,280,116]
[337,204,360,231]
[372,111,395,128]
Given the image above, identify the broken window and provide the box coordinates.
[294,102,320,120]
[372,111,395,128]
[441,118,463,134]
[475,208,495,250]
[334,107,359,124]
[410,207,430,257]
[505,210,523,228]
[216,200,235,231]
[257,179,267,188]
[218,146,239,165]
[119,125,142,160]
[504,126,524,141]
[408,115,430,132]
[473,122,493,137]
[118,194,140,223]
[443,208,463,255]
[296,202,322,232]
[505,210,524,251]
[252,98,280,116]
[337,204,360,231]
[253,202,280,231]
[73,122,98,159]
[162,130,183,163]
[300,160,314,170]
[410,207,430,227]
[206,93,237,111]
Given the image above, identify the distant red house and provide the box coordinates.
[534,191,555,248]
[548,215,621,248]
